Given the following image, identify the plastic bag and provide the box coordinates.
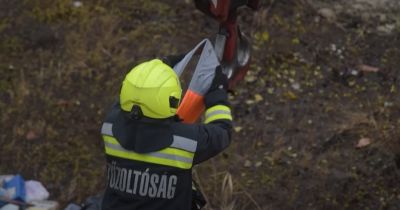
[25,180,49,202]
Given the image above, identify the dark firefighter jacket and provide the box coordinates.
[100,89,232,210]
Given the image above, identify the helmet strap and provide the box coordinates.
[169,96,180,109]
[129,105,143,120]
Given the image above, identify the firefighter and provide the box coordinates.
[100,59,232,210]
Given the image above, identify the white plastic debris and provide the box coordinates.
[0,204,19,210]
[25,180,49,202]
[64,203,82,210]
[0,175,13,184]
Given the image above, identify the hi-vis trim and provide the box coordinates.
[204,105,232,124]
[101,123,113,136]
[171,135,197,152]
[205,110,231,119]
[103,136,194,169]
[104,142,193,163]
[101,123,198,153]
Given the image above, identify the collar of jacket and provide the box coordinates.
[112,108,179,153]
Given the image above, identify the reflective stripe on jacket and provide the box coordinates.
[101,102,232,210]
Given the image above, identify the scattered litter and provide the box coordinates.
[81,194,103,210]
[25,181,49,202]
[0,175,12,186]
[64,203,82,210]
[356,137,372,148]
[0,204,19,210]
[2,174,25,201]
[0,174,54,210]
[244,160,252,167]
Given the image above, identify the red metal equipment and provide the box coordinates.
[177,0,260,123]
[194,0,260,89]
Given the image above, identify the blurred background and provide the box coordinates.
[0,0,399,209]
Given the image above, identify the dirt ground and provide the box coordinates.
[0,0,399,209]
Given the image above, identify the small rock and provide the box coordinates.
[285,91,297,100]
[266,117,273,121]
[291,82,301,90]
[234,126,243,133]
[384,101,394,107]
[352,3,365,11]
[330,44,337,52]
[379,14,387,22]
[254,161,262,167]
[73,1,83,8]
[26,131,39,140]
[361,13,371,22]
[356,137,372,148]
[254,94,263,102]
[318,8,337,22]
[245,75,256,83]
[377,24,396,35]
[245,99,255,105]
[333,4,343,11]
[350,69,359,76]
[314,16,320,23]
[358,64,379,73]
[244,160,252,167]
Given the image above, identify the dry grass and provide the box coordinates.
[1,1,400,209]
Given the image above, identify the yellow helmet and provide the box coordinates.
[120,59,182,119]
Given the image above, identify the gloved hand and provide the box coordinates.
[204,66,229,108]
[160,54,186,68]
[208,66,228,92]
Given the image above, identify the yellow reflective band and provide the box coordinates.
[104,136,194,159]
[102,136,193,169]
[204,105,232,124]
[161,148,194,159]
[105,147,192,169]
[103,135,119,145]
[205,113,233,124]
[205,105,230,115]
